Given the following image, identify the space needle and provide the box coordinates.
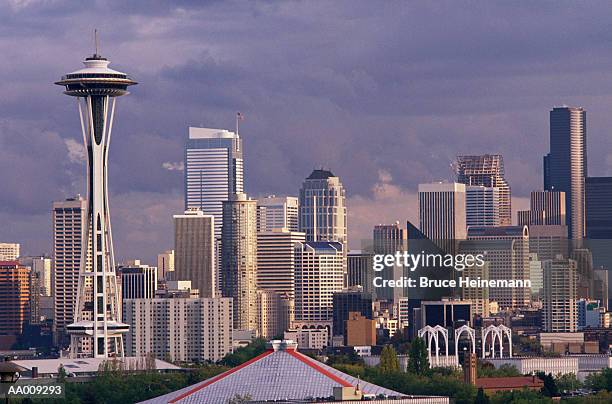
[55,37,136,358]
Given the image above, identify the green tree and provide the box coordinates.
[537,372,559,397]
[555,373,581,393]
[221,338,266,367]
[585,367,612,392]
[407,337,429,375]
[379,345,400,373]
[475,387,490,404]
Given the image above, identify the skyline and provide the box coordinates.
[5,2,612,263]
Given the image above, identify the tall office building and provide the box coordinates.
[0,243,20,260]
[184,127,244,239]
[585,177,612,238]
[517,191,566,226]
[119,260,158,299]
[347,251,374,295]
[465,186,502,227]
[256,290,292,339]
[221,193,258,332]
[257,195,299,232]
[373,222,407,302]
[544,106,587,239]
[418,182,467,244]
[298,169,347,248]
[456,155,511,225]
[123,297,233,362]
[156,250,174,281]
[0,261,30,336]
[465,226,531,309]
[256,229,305,296]
[52,196,88,346]
[174,209,215,298]
[294,241,344,326]
[542,256,578,332]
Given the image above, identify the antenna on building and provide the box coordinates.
[94,29,100,57]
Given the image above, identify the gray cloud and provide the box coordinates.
[2,1,612,263]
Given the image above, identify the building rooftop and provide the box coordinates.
[140,340,424,404]
[307,169,335,180]
[476,376,543,391]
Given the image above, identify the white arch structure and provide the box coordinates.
[454,325,476,362]
[418,325,448,365]
[481,324,512,358]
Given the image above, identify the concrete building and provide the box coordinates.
[174,209,215,298]
[298,169,347,248]
[294,241,344,329]
[52,196,88,346]
[465,226,531,309]
[0,243,20,261]
[466,185,502,227]
[420,300,472,328]
[19,256,52,297]
[119,260,158,300]
[256,195,299,232]
[156,250,174,281]
[544,106,587,239]
[346,312,376,347]
[221,193,258,332]
[418,182,466,251]
[586,177,612,238]
[517,190,566,226]
[123,297,233,362]
[456,155,511,225]
[184,127,243,240]
[256,290,292,339]
[542,256,578,332]
[0,261,30,336]
[347,251,374,296]
[373,222,407,302]
[256,228,305,296]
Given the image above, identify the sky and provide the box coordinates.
[3,1,612,264]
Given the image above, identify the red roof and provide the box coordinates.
[476,376,544,390]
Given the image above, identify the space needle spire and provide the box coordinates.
[55,36,137,358]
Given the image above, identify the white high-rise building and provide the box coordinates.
[123,297,233,362]
[466,186,502,227]
[174,209,215,298]
[298,170,347,247]
[294,241,344,326]
[257,195,299,232]
[119,260,158,300]
[543,256,578,332]
[52,196,88,346]
[257,229,305,296]
[156,250,174,281]
[466,226,531,309]
[0,243,20,260]
[184,127,244,240]
[418,182,467,244]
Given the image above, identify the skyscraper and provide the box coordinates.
[298,169,347,247]
[294,241,344,327]
[256,228,305,296]
[0,261,30,337]
[585,177,612,239]
[19,256,52,297]
[456,154,511,225]
[465,226,531,309]
[542,256,578,332]
[184,127,244,239]
[418,182,467,244]
[173,209,215,298]
[544,106,587,239]
[52,196,87,347]
[373,222,407,302]
[221,193,258,332]
[517,190,566,226]
[256,195,299,232]
[56,49,135,358]
[465,186,502,227]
